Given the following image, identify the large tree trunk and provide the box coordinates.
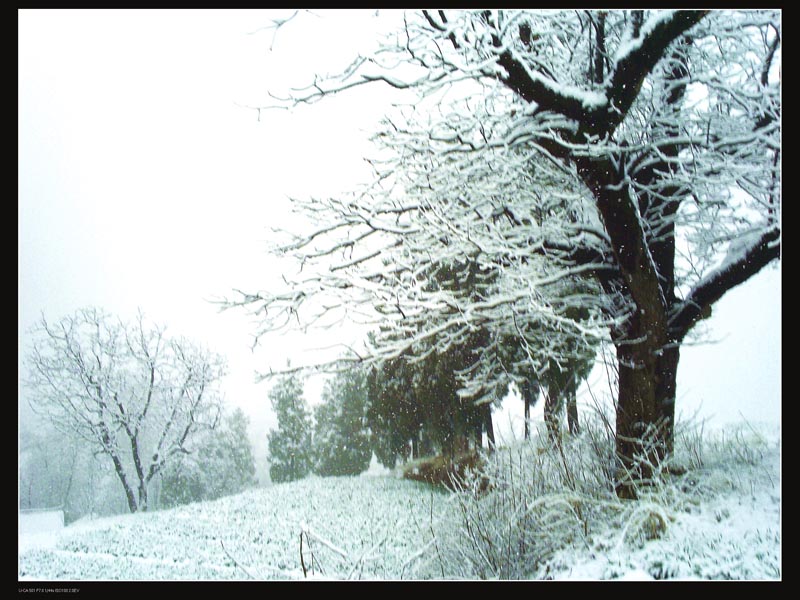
[655,344,680,456]
[130,435,149,512]
[576,155,674,499]
[100,428,139,513]
[613,319,666,499]
[138,482,149,512]
[109,452,138,513]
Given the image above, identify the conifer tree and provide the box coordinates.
[267,374,313,483]
[313,368,372,476]
[200,407,257,498]
[160,407,256,507]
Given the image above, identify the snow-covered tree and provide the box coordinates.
[539,278,600,439]
[366,354,423,468]
[24,308,225,512]
[160,407,256,507]
[313,368,372,477]
[267,374,313,483]
[206,407,257,496]
[19,418,82,516]
[366,259,496,459]
[367,337,488,463]
[228,10,780,498]
[159,458,206,508]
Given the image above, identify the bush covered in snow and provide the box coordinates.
[419,417,781,580]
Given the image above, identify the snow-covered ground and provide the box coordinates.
[18,510,64,554]
[18,422,780,581]
[545,424,781,580]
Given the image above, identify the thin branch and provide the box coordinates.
[669,226,780,341]
[220,540,256,580]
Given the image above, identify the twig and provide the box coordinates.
[299,532,307,578]
[300,530,325,577]
[220,540,256,580]
[399,537,437,579]
[430,492,445,578]
[738,411,767,446]
[345,533,388,580]
[300,523,349,560]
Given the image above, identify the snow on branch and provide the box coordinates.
[604,10,708,131]
[225,9,780,405]
[669,225,780,341]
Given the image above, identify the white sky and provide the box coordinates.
[18,9,781,470]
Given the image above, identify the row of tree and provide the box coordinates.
[267,329,595,484]
[266,255,602,481]
[267,369,371,483]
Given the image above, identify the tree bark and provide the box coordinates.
[109,451,138,513]
[98,426,139,513]
[566,388,580,435]
[524,392,530,440]
[592,12,606,85]
[521,378,538,440]
[613,321,664,499]
[483,402,495,450]
[138,481,149,512]
[129,434,149,512]
[655,344,680,456]
[543,388,562,443]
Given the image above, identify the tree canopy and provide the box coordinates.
[227,10,780,497]
[161,407,256,507]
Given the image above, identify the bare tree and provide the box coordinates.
[24,308,225,513]
[226,10,780,498]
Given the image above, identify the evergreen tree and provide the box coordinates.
[160,407,256,507]
[367,260,495,462]
[267,374,313,483]
[367,356,422,468]
[160,459,205,508]
[313,368,372,476]
[199,407,257,499]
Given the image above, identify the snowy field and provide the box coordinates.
[18,423,780,582]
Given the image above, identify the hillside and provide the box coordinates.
[18,422,781,581]
[19,475,446,581]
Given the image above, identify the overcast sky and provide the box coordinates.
[18,9,781,468]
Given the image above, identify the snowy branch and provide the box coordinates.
[669,226,780,341]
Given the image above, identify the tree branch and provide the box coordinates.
[490,11,707,137]
[494,45,600,125]
[669,226,780,341]
[604,10,708,132]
